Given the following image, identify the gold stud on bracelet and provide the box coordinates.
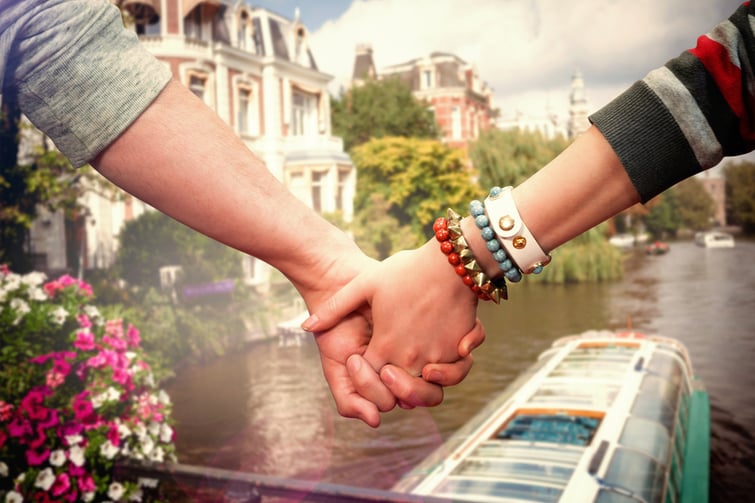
[513,236,527,249]
[498,215,515,232]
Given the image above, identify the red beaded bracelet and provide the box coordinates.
[434,209,508,303]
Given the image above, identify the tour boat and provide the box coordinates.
[645,241,670,255]
[393,330,710,503]
[694,231,735,248]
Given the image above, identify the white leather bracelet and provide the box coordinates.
[484,186,551,274]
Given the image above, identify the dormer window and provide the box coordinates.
[423,69,434,89]
[123,0,160,36]
[238,10,253,51]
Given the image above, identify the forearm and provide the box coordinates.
[466,126,639,277]
[92,79,363,299]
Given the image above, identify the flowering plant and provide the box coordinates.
[0,266,176,502]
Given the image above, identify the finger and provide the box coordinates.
[301,274,374,333]
[457,318,486,358]
[323,361,382,427]
[380,365,444,408]
[347,355,396,412]
[421,353,474,387]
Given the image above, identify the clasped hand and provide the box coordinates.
[302,239,483,427]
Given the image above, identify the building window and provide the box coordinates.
[252,17,265,55]
[423,69,433,89]
[336,170,349,211]
[451,106,462,139]
[189,74,206,101]
[238,88,251,133]
[291,90,318,136]
[236,85,259,136]
[129,4,160,36]
[311,171,326,213]
[184,6,202,40]
[238,10,252,50]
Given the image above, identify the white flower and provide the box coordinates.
[49,449,66,467]
[91,393,106,409]
[0,461,7,477]
[21,271,46,287]
[3,273,21,292]
[69,444,86,466]
[28,286,47,301]
[108,482,125,501]
[100,440,120,460]
[66,434,83,446]
[83,304,102,322]
[125,351,137,361]
[118,422,132,438]
[50,305,68,325]
[134,422,147,439]
[34,467,55,491]
[157,389,171,405]
[140,435,154,456]
[144,372,155,388]
[82,491,95,502]
[4,490,23,503]
[10,298,30,325]
[160,423,174,443]
[148,421,160,437]
[147,446,164,463]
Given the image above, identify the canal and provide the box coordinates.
[167,240,755,502]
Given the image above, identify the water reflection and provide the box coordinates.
[168,240,755,502]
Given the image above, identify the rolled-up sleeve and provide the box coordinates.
[8,0,171,167]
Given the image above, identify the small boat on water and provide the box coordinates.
[694,231,735,248]
[394,330,709,503]
[645,241,670,255]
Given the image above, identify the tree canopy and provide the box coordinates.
[725,161,755,233]
[349,136,479,257]
[331,78,440,152]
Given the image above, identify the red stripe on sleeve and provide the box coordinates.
[690,34,755,142]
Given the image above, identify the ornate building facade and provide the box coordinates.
[30,0,354,289]
[352,47,496,150]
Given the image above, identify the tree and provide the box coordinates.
[331,77,440,152]
[673,177,714,231]
[644,192,681,238]
[469,128,569,189]
[0,96,84,272]
[350,137,479,257]
[724,161,755,234]
[115,210,242,290]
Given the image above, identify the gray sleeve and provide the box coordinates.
[10,0,172,167]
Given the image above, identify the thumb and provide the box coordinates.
[301,273,374,332]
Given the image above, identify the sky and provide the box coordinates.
[251,0,744,122]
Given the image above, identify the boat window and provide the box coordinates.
[647,352,683,387]
[496,414,600,447]
[631,375,679,432]
[454,458,573,483]
[602,447,666,503]
[532,383,620,409]
[619,417,670,462]
[434,478,563,503]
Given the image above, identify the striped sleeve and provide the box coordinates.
[590,2,755,203]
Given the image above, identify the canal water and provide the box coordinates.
[167,240,755,502]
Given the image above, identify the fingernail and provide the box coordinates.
[347,355,361,374]
[301,314,318,332]
[424,369,441,382]
[381,366,395,385]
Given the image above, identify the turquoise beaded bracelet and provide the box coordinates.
[469,199,522,282]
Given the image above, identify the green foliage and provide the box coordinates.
[350,137,480,256]
[331,78,440,151]
[115,211,242,290]
[469,128,569,189]
[645,192,681,238]
[673,177,715,231]
[724,161,755,234]
[535,224,624,284]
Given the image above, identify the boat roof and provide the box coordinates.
[394,330,706,503]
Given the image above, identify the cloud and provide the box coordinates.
[310,0,743,120]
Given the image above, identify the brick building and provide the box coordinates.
[352,46,496,149]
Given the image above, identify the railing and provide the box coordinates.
[115,461,451,503]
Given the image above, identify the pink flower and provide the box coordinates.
[72,393,94,422]
[73,330,95,351]
[20,389,50,421]
[50,472,71,497]
[103,334,127,351]
[126,324,141,348]
[77,313,92,328]
[25,448,50,466]
[77,474,96,493]
[0,400,13,421]
[37,409,59,430]
[46,370,65,388]
[8,417,32,437]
